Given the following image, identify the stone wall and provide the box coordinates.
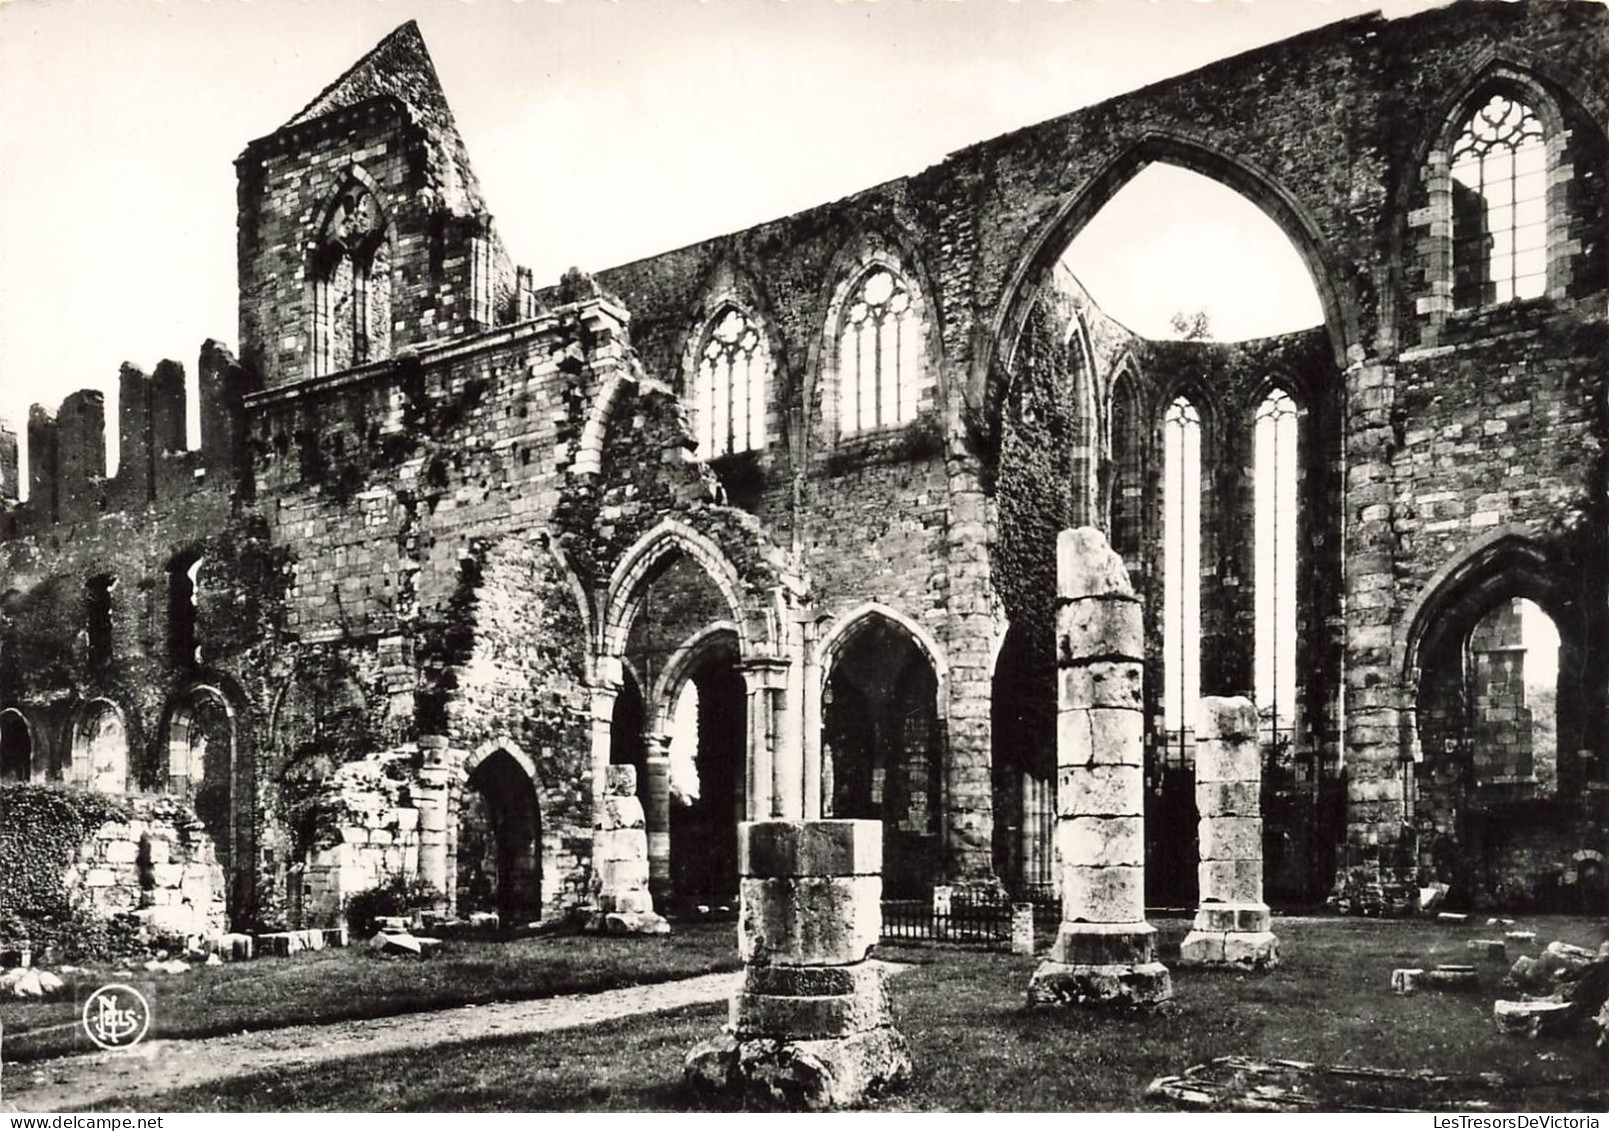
[66,795,226,940]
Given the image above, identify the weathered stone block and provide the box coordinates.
[1467,938,1507,962]
[595,856,649,891]
[1048,921,1156,965]
[1198,859,1264,904]
[604,765,637,796]
[1192,903,1270,934]
[1057,599,1143,663]
[1027,960,1172,1008]
[1192,739,1262,784]
[1197,696,1260,743]
[739,820,882,879]
[1196,780,1260,818]
[601,794,645,830]
[1391,968,1424,994]
[593,827,648,862]
[1059,661,1144,710]
[732,983,892,1039]
[1056,816,1143,868]
[739,876,881,966]
[1058,763,1144,817]
[1222,931,1280,969]
[1060,864,1145,924]
[685,1028,912,1111]
[1057,527,1135,601]
[1197,817,1263,861]
[1058,708,1145,768]
[743,961,890,998]
[1493,998,1572,1037]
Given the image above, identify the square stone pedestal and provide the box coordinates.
[1177,903,1279,970]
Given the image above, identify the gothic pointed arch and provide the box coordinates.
[809,226,944,448]
[977,132,1359,441]
[309,167,393,377]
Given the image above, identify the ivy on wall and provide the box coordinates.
[0,783,132,929]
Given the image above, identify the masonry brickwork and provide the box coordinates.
[4,3,1609,935]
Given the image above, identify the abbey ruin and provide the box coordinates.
[2,1,1607,937]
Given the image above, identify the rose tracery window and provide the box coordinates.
[838,267,919,434]
[1451,93,1547,309]
[695,306,767,457]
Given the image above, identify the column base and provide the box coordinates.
[585,907,670,935]
[1027,960,1173,1008]
[1177,930,1280,969]
[685,1028,912,1111]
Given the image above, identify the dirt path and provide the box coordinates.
[2,970,740,1112]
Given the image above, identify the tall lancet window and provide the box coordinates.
[1254,388,1300,751]
[312,184,391,377]
[838,267,919,434]
[1451,93,1547,309]
[695,306,768,457]
[1162,397,1202,751]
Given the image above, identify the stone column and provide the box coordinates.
[685,819,911,1110]
[1028,527,1171,1008]
[1179,696,1279,969]
[588,765,668,934]
[589,659,622,819]
[740,658,791,820]
[643,737,672,906]
[414,736,452,914]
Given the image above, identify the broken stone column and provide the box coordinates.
[1180,697,1278,969]
[1028,528,1171,1008]
[685,819,910,1110]
[588,765,668,934]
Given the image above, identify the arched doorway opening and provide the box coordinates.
[164,687,240,922]
[823,614,942,898]
[0,709,32,783]
[665,642,746,909]
[990,624,1055,899]
[457,749,542,925]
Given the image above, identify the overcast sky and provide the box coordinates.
[0,0,1454,486]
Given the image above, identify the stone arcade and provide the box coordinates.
[3,3,1609,937]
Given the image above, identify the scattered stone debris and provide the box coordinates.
[1494,936,1609,1048]
[1419,884,1449,913]
[1423,965,1480,990]
[1468,939,1507,961]
[1391,968,1424,995]
[1146,1055,1512,1112]
[2,967,65,997]
[1437,912,1467,923]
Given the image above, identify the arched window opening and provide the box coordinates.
[1161,397,1202,761]
[823,616,942,899]
[838,267,919,434]
[1108,373,1145,573]
[695,306,768,457]
[1254,389,1300,756]
[312,184,390,378]
[86,575,115,671]
[1451,94,1547,309]
[0,709,32,783]
[169,555,202,669]
[73,700,129,795]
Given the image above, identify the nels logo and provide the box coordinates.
[81,984,151,1051]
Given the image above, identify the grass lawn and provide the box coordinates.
[0,921,739,1064]
[90,914,1609,1113]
